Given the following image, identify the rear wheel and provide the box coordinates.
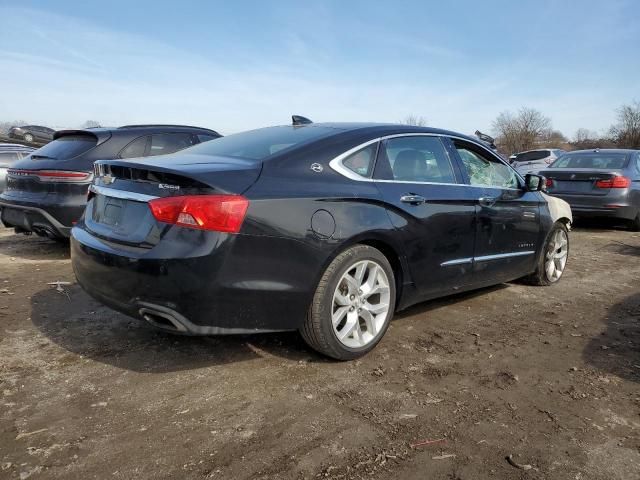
[524,222,569,286]
[24,133,34,143]
[300,245,396,360]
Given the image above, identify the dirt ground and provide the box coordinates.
[1,224,639,480]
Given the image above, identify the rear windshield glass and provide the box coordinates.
[515,150,549,162]
[31,135,97,160]
[550,153,628,169]
[184,125,337,160]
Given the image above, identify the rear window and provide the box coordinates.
[185,125,337,160]
[550,153,628,169]
[514,150,550,163]
[0,152,21,166]
[31,135,97,159]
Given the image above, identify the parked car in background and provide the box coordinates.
[0,124,220,240]
[510,148,565,175]
[71,118,572,360]
[8,125,56,144]
[0,144,36,194]
[540,149,640,230]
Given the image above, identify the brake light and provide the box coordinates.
[148,195,249,233]
[595,176,631,189]
[545,177,554,188]
[7,169,92,183]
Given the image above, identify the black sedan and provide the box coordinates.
[71,119,573,360]
[0,124,220,240]
[539,149,640,230]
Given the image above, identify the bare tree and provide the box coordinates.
[0,120,27,135]
[399,115,427,127]
[573,128,597,143]
[609,101,640,149]
[82,120,101,128]
[492,107,551,155]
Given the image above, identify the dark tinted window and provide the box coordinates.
[148,133,196,156]
[342,144,377,177]
[455,141,519,188]
[120,136,149,159]
[30,135,97,159]
[550,153,628,169]
[375,136,455,183]
[0,152,20,166]
[515,150,550,162]
[196,134,218,143]
[185,125,336,160]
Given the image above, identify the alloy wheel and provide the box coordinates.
[545,229,568,282]
[331,260,391,348]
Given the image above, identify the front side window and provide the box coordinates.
[454,141,519,189]
[148,133,197,157]
[374,136,456,183]
[342,144,377,177]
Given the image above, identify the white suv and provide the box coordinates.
[509,149,565,175]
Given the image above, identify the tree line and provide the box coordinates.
[492,101,640,155]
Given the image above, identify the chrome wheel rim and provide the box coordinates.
[332,260,391,348]
[24,134,33,142]
[545,229,568,282]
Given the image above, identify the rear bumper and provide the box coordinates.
[71,226,322,334]
[0,200,77,237]
[550,194,637,220]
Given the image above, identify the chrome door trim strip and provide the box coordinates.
[474,250,535,262]
[328,132,525,188]
[440,250,535,266]
[89,184,158,202]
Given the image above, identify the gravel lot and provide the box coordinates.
[1,225,639,479]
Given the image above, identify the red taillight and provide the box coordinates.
[7,169,91,183]
[545,177,554,188]
[148,195,249,233]
[595,176,631,189]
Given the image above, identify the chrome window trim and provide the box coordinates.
[440,250,535,267]
[89,184,158,202]
[328,132,525,189]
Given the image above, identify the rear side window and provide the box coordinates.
[30,135,97,160]
[0,152,20,166]
[120,136,149,159]
[550,153,628,169]
[374,136,455,183]
[454,141,519,189]
[342,144,377,177]
[148,133,197,156]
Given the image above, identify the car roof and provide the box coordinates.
[53,124,220,143]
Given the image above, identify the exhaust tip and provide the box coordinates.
[139,307,188,333]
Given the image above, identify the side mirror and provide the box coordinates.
[525,173,545,192]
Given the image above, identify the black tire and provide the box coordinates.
[24,133,34,143]
[523,221,569,286]
[629,212,640,232]
[300,245,396,360]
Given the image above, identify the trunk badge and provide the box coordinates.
[310,163,323,173]
[102,174,115,185]
[159,183,180,190]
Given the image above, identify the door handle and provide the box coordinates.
[478,196,497,207]
[400,194,426,205]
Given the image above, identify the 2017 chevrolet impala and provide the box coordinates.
[71,119,572,360]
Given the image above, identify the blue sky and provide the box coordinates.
[0,0,638,137]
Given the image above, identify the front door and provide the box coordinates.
[373,135,476,298]
[449,138,542,284]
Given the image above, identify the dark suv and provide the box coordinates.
[0,125,220,239]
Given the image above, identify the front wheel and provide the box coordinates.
[24,133,34,143]
[524,222,569,286]
[300,245,396,360]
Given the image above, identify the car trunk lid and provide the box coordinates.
[83,155,261,246]
[540,168,627,196]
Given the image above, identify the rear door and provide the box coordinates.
[372,135,476,298]
[449,138,541,284]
